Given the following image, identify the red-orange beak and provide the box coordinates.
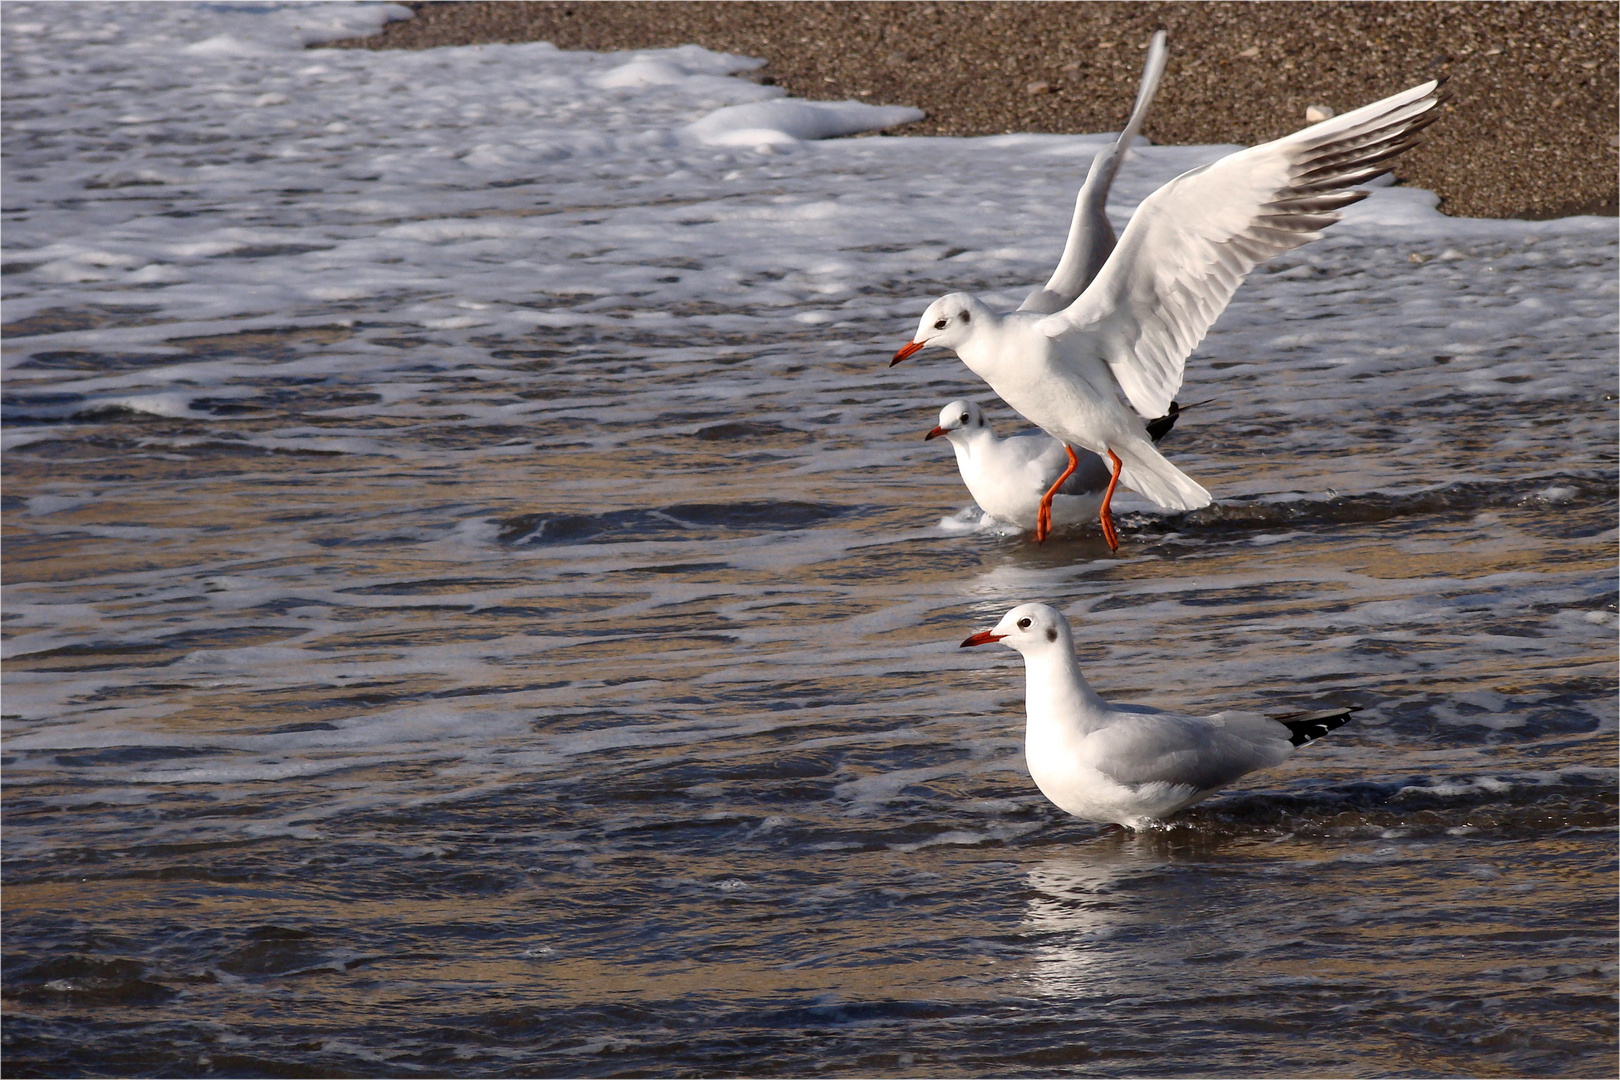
[924,425,947,441]
[891,340,926,366]
[960,630,1006,648]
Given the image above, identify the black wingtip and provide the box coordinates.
[1280,706,1360,747]
[1145,402,1181,442]
[1144,397,1216,443]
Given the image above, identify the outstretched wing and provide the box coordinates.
[1036,79,1445,419]
[1018,30,1169,315]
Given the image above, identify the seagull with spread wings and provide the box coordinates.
[893,47,1444,548]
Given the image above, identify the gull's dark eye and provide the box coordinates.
[1017,617,1032,630]
[959,412,970,423]
[933,318,948,330]
[960,311,970,322]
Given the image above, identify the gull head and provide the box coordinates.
[892,293,989,365]
[925,399,989,442]
[961,603,1072,652]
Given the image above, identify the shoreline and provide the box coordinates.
[327,1,1618,221]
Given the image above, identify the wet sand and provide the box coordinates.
[328,1,1618,220]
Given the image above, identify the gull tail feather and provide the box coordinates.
[1116,438,1211,511]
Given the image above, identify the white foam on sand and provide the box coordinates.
[688,99,926,147]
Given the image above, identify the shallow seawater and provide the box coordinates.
[3,4,1617,1077]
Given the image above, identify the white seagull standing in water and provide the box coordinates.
[962,603,1357,829]
[925,398,1182,534]
[892,47,1444,548]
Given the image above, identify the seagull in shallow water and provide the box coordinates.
[893,50,1445,548]
[961,603,1356,829]
[925,399,1182,534]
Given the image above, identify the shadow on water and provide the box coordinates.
[945,469,1616,562]
[1108,471,1618,547]
[497,500,859,544]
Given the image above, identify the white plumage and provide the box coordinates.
[962,603,1356,829]
[925,399,1180,533]
[895,55,1444,548]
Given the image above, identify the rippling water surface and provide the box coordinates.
[4,4,1616,1076]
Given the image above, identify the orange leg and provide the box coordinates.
[1035,445,1081,543]
[1098,450,1123,551]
